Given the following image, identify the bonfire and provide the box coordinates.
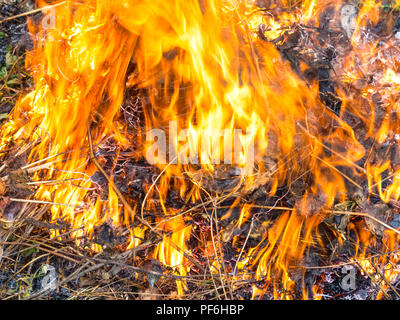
[0,0,400,300]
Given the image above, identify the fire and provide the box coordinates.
[1,0,400,299]
[154,212,192,295]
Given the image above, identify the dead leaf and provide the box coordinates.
[365,203,391,237]
[340,4,357,39]
[221,220,236,243]
[101,271,111,281]
[78,276,97,287]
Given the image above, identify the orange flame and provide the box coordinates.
[1,0,400,298]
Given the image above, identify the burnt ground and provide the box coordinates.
[0,0,33,115]
[0,1,400,300]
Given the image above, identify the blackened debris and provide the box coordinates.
[93,222,126,248]
[93,222,116,246]
[318,67,341,116]
[0,1,32,68]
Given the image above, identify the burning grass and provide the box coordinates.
[1,0,400,300]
